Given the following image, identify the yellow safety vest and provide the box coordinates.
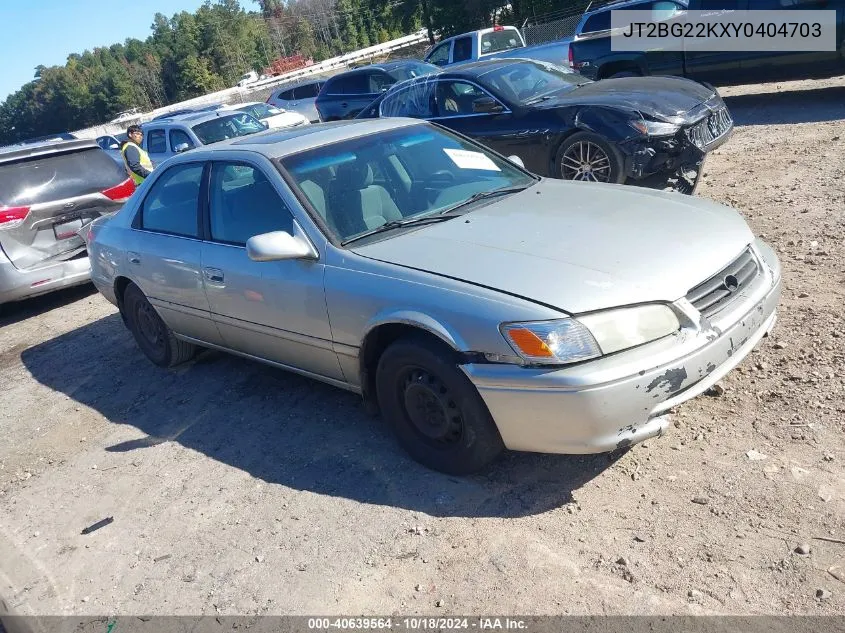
[121,141,154,185]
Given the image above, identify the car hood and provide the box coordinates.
[351,180,754,314]
[537,76,716,122]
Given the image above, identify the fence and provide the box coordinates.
[71,29,430,140]
[522,12,583,45]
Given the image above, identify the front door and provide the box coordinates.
[200,160,344,381]
[126,161,223,345]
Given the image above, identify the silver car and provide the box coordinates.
[1,139,135,306]
[87,119,781,474]
[266,79,325,123]
[140,110,266,166]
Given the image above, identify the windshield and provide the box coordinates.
[281,125,534,244]
[386,62,440,82]
[191,113,265,144]
[478,60,585,104]
[242,103,282,119]
[480,29,524,55]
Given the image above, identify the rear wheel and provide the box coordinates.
[556,132,625,184]
[123,283,196,367]
[375,336,504,475]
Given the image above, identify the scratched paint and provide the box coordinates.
[645,367,688,395]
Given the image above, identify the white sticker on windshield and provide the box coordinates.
[443,148,501,172]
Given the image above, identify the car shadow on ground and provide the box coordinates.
[722,85,845,126]
[20,314,615,519]
[0,284,98,328]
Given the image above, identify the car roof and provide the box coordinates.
[0,138,99,164]
[147,110,246,126]
[436,57,531,78]
[275,77,325,90]
[330,59,426,78]
[585,0,687,13]
[188,118,421,160]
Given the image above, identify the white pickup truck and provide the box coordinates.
[423,25,572,69]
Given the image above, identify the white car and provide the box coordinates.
[236,71,259,87]
[219,102,309,130]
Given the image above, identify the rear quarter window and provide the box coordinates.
[0,148,127,206]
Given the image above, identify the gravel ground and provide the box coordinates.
[1,74,844,617]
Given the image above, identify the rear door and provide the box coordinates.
[737,0,841,79]
[0,143,130,271]
[683,0,753,82]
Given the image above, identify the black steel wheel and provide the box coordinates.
[123,283,196,368]
[557,131,625,184]
[376,336,504,475]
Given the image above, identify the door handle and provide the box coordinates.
[203,267,224,283]
[340,102,348,108]
[128,251,141,265]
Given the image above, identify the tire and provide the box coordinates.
[375,336,504,475]
[556,131,626,185]
[123,283,196,368]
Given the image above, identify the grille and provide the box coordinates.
[687,106,733,150]
[686,248,759,318]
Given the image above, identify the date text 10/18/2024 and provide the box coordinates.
[307,618,529,630]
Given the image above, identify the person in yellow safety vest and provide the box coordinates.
[121,125,154,185]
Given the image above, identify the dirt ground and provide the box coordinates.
[1,74,844,618]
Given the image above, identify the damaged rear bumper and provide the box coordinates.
[461,239,781,455]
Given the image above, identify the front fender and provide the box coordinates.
[362,309,469,352]
[573,107,641,143]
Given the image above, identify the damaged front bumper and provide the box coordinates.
[623,101,734,195]
[461,239,781,455]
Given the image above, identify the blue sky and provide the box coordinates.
[0,0,221,101]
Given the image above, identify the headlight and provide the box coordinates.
[629,119,681,137]
[499,305,680,365]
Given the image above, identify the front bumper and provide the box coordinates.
[462,241,781,455]
[0,251,92,305]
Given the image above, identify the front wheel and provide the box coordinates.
[375,336,504,475]
[556,132,625,184]
[123,283,197,368]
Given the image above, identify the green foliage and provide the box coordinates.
[0,0,585,144]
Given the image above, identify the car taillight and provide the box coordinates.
[568,47,574,67]
[0,206,30,229]
[102,177,136,202]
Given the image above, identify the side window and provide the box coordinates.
[368,72,394,94]
[169,129,195,152]
[327,74,369,95]
[146,129,167,154]
[140,163,203,237]
[452,37,473,63]
[208,162,293,245]
[380,83,437,118]
[279,88,295,101]
[435,81,492,117]
[427,42,451,65]
[581,10,612,33]
[295,82,320,99]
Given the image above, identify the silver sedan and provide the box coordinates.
[87,118,781,474]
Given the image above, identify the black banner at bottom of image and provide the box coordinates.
[2,616,845,633]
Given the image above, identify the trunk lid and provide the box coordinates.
[0,141,129,270]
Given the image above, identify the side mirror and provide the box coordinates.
[261,121,269,129]
[109,143,119,150]
[472,96,504,114]
[174,142,192,153]
[507,155,525,169]
[246,230,316,262]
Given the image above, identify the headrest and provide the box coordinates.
[335,161,373,190]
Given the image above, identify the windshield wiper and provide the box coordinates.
[341,213,460,245]
[440,184,533,215]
